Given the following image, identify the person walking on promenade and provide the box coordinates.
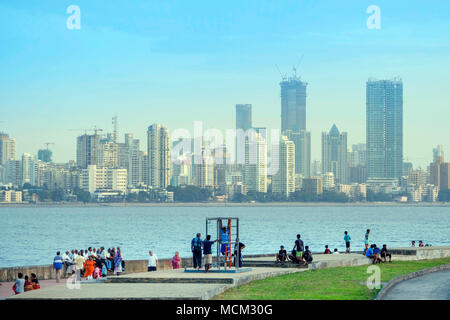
[53,251,64,283]
[293,234,304,265]
[344,231,351,253]
[148,250,158,272]
[203,235,218,272]
[191,233,203,270]
[114,247,123,275]
[172,252,181,269]
[363,229,370,255]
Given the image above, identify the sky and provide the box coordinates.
[0,0,449,168]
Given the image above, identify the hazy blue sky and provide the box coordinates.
[0,0,449,167]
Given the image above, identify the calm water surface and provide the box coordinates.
[0,205,449,268]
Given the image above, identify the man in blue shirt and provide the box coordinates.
[344,231,351,253]
[191,233,203,270]
[203,235,218,272]
[53,251,64,283]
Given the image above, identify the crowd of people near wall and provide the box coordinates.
[53,246,125,282]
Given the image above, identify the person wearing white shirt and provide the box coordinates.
[148,251,158,272]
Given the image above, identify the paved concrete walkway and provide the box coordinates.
[7,267,303,300]
[381,269,450,300]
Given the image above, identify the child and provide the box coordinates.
[324,245,331,254]
[24,275,33,292]
[101,262,108,277]
[13,273,25,295]
[93,265,101,279]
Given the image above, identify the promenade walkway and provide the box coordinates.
[381,268,450,300]
[6,247,450,300]
[5,253,369,300]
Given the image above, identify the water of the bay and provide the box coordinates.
[0,205,449,268]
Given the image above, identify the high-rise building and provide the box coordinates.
[440,163,450,190]
[433,145,444,163]
[236,104,252,132]
[366,78,403,179]
[272,135,295,197]
[321,124,349,184]
[235,104,252,164]
[244,131,267,193]
[0,133,16,165]
[37,149,52,163]
[76,134,101,168]
[285,130,311,178]
[21,153,35,186]
[5,159,22,186]
[280,74,307,133]
[302,177,323,195]
[147,124,171,189]
[98,141,119,168]
[81,165,127,194]
[194,148,215,188]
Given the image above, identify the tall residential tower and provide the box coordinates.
[366,78,403,180]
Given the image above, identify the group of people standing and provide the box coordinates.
[53,246,124,282]
[191,227,245,272]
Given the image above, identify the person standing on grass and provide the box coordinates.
[191,233,203,270]
[344,231,351,253]
[148,250,158,272]
[53,251,64,283]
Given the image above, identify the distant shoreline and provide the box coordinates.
[1,201,449,208]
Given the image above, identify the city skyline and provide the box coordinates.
[1,1,449,168]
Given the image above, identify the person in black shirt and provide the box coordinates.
[233,242,246,267]
[276,246,287,263]
[302,246,313,264]
[293,234,304,264]
[380,244,392,262]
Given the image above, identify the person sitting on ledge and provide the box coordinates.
[302,246,313,264]
[380,244,392,263]
[365,244,374,260]
[288,249,300,263]
[276,246,287,263]
[333,248,339,254]
[372,244,382,263]
[419,240,424,247]
[324,245,331,254]
[411,240,416,247]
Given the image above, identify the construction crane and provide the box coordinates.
[69,126,104,136]
[275,64,287,81]
[43,142,55,150]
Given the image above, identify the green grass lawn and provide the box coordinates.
[215,257,450,300]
